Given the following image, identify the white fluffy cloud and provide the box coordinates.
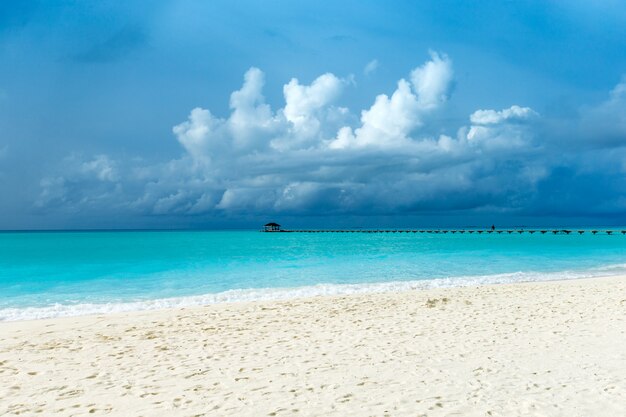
[330,52,453,150]
[172,67,279,162]
[465,105,539,150]
[330,79,421,149]
[283,73,343,130]
[410,51,454,110]
[172,68,347,157]
[470,105,537,125]
[227,67,279,150]
[40,52,575,218]
[172,107,222,163]
[278,72,345,149]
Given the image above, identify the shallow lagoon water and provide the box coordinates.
[1,230,625,320]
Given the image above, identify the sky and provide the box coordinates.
[1,0,626,229]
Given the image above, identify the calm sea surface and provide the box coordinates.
[1,230,626,320]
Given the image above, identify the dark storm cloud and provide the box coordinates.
[33,55,626,225]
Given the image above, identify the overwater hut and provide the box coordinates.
[264,222,281,232]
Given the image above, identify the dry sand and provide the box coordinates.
[1,276,625,417]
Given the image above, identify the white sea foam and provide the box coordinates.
[2,265,626,322]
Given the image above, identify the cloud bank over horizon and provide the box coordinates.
[33,52,626,226]
[2,1,626,228]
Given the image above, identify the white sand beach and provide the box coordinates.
[1,276,625,417]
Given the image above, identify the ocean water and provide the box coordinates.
[1,230,626,321]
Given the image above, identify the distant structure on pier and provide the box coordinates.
[261,224,626,235]
[263,222,281,232]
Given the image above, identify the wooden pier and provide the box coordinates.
[263,229,626,235]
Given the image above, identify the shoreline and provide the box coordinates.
[2,275,625,416]
[2,265,626,322]
[0,273,618,325]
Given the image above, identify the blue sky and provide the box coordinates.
[1,1,626,229]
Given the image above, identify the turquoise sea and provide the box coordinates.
[1,230,626,321]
